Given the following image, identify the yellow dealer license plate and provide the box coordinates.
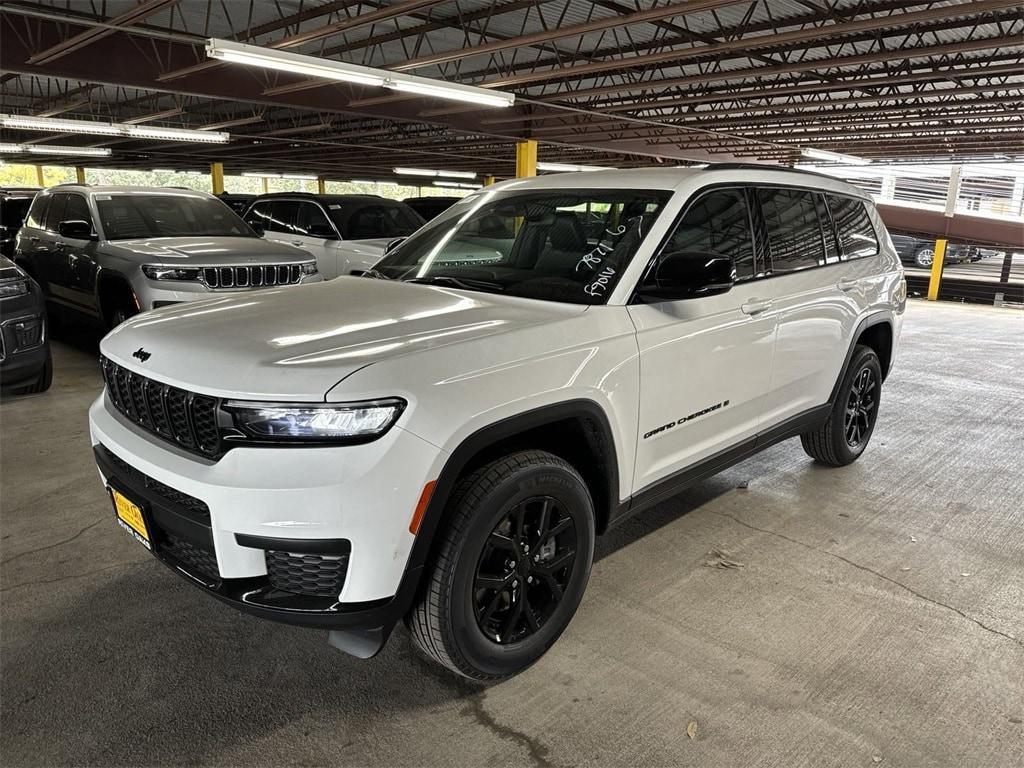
[110,487,151,550]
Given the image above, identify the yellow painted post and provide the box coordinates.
[926,239,947,301]
[210,162,225,194]
[75,166,86,184]
[35,165,45,187]
[317,177,326,194]
[262,177,269,194]
[484,175,496,186]
[515,140,537,178]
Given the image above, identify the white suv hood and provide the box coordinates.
[104,236,311,265]
[100,277,585,401]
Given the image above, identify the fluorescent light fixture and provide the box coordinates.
[801,147,871,166]
[151,168,179,173]
[125,125,229,143]
[537,162,605,173]
[282,173,317,180]
[0,114,120,135]
[385,78,514,108]
[206,39,386,87]
[434,181,482,189]
[394,167,476,179]
[0,113,229,144]
[0,142,111,157]
[241,171,317,180]
[205,39,514,108]
[351,180,398,186]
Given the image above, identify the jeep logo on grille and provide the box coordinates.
[132,347,151,362]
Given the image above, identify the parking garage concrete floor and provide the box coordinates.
[1,300,1022,767]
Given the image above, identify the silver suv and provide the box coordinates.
[15,185,320,329]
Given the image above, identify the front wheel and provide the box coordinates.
[801,345,882,467]
[406,450,595,680]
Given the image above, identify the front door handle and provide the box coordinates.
[837,277,859,291]
[741,299,773,315]
[290,240,304,247]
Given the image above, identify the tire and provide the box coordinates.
[106,303,137,330]
[10,349,53,395]
[914,247,935,268]
[406,450,596,680]
[800,345,882,467]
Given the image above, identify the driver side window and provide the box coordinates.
[665,189,759,281]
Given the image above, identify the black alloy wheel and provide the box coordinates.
[473,496,577,644]
[844,365,878,448]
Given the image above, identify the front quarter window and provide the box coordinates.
[371,189,670,304]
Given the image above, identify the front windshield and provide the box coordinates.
[371,189,671,305]
[96,194,254,240]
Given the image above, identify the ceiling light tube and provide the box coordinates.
[384,78,514,108]
[433,181,482,189]
[537,162,605,173]
[394,167,476,179]
[241,171,282,178]
[206,39,387,88]
[0,113,229,144]
[125,125,229,143]
[204,39,513,108]
[282,173,317,180]
[0,114,121,135]
[801,147,871,166]
[0,143,111,157]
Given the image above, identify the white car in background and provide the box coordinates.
[244,193,424,279]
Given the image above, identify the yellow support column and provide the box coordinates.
[262,177,269,194]
[483,175,496,186]
[35,165,45,187]
[210,162,225,194]
[515,140,537,178]
[317,177,326,194]
[926,239,947,301]
[75,166,86,184]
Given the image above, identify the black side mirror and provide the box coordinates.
[384,237,406,255]
[308,223,338,240]
[637,250,735,302]
[57,220,94,240]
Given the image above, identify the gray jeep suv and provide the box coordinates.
[14,185,321,329]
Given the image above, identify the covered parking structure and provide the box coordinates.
[1,2,1023,767]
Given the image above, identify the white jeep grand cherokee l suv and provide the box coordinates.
[89,166,905,679]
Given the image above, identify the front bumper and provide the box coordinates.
[89,393,443,630]
[0,286,48,389]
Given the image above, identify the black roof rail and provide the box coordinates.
[255,191,385,199]
[703,162,840,182]
[50,182,89,188]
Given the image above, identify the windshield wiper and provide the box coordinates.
[362,268,391,280]
[403,275,504,292]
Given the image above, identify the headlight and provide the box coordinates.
[223,398,405,442]
[142,265,202,281]
[0,278,29,298]
[299,261,318,276]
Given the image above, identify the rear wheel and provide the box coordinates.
[407,450,595,680]
[914,246,935,268]
[800,345,882,467]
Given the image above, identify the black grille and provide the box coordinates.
[102,357,221,458]
[162,532,220,582]
[266,551,348,597]
[202,264,301,289]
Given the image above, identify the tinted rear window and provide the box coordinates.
[0,197,34,230]
[826,194,879,260]
[757,187,826,274]
[333,203,422,239]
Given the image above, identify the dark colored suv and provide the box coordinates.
[0,187,40,258]
[0,254,51,394]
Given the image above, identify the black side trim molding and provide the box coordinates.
[234,533,352,555]
[612,404,831,526]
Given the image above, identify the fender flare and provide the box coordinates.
[828,311,894,405]
[393,399,620,613]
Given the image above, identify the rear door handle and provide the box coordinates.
[741,299,773,315]
[837,277,859,291]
